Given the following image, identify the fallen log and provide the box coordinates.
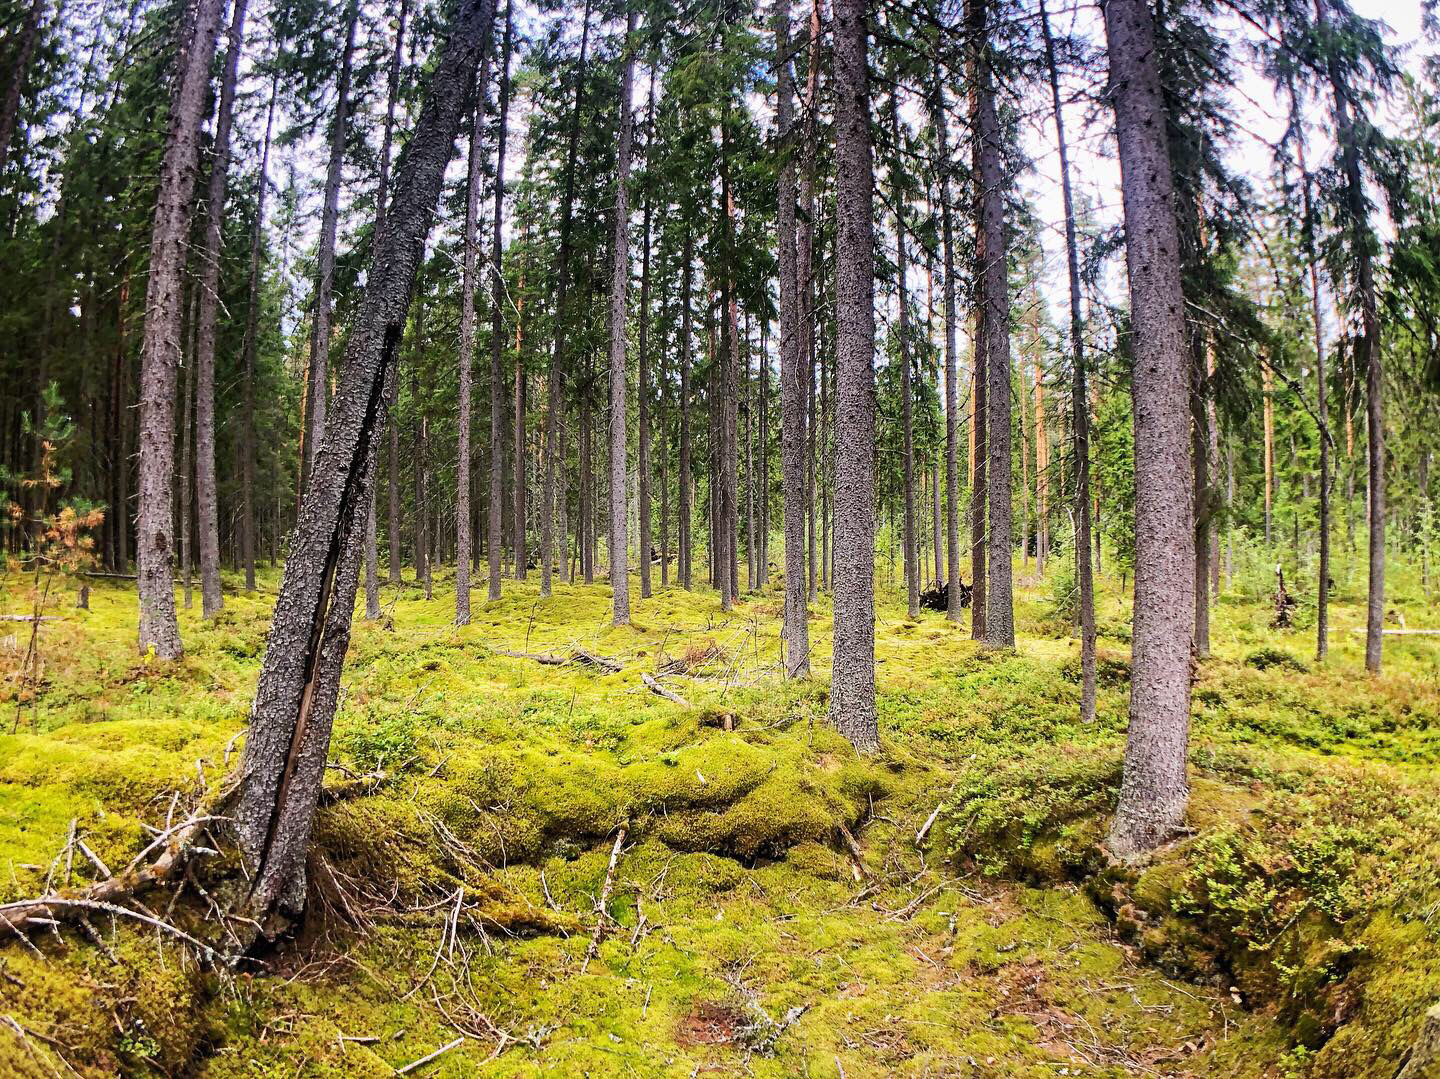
[641,673,690,708]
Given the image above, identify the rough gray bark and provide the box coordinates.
[1103,0,1196,861]
[241,72,278,598]
[488,2,513,601]
[889,82,919,621]
[1317,0,1383,673]
[829,0,877,754]
[302,2,359,492]
[233,0,496,924]
[973,0,1013,649]
[931,53,963,623]
[607,8,640,627]
[456,53,490,626]
[678,225,694,590]
[775,0,809,677]
[540,0,591,597]
[1040,0,1094,723]
[136,0,226,660]
[0,0,44,176]
[194,0,248,619]
[637,78,655,600]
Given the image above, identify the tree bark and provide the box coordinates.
[1040,0,1095,723]
[607,8,640,626]
[1103,0,1196,860]
[829,0,878,753]
[776,0,809,676]
[302,2,360,497]
[488,2,513,600]
[637,77,655,600]
[233,0,496,924]
[192,0,248,618]
[889,82,919,621]
[136,0,225,659]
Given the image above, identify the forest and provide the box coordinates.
[1,0,1439,1073]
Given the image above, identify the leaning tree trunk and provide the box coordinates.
[540,0,592,597]
[1040,0,1095,723]
[931,51,963,624]
[232,0,497,926]
[607,8,639,627]
[302,2,359,499]
[973,0,1014,649]
[241,72,278,598]
[775,0,809,677]
[829,0,878,754]
[193,0,247,618]
[488,1,513,601]
[1103,0,1196,861]
[136,0,226,660]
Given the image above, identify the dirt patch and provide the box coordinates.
[675,1000,746,1047]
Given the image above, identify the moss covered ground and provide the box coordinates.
[0,551,1436,1076]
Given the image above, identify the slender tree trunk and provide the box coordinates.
[636,77,655,600]
[679,226,694,590]
[1034,358,1048,573]
[777,0,809,675]
[1263,360,1275,545]
[889,82,919,621]
[136,0,225,659]
[180,289,196,610]
[973,0,1014,648]
[302,2,359,498]
[607,8,639,625]
[487,2,513,600]
[1103,0,1196,860]
[1191,332,1211,658]
[797,0,821,605]
[0,0,44,176]
[1317,0,1383,672]
[931,53,963,622]
[241,74,277,598]
[540,0,591,597]
[829,0,878,753]
[192,0,247,617]
[1040,0,1094,723]
[233,0,496,924]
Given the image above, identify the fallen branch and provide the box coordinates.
[836,822,872,883]
[0,896,217,960]
[494,648,568,666]
[915,803,945,847]
[570,647,623,673]
[641,673,690,708]
[396,1035,465,1075]
[0,614,64,622]
[580,826,627,974]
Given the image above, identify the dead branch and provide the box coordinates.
[580,826,627,974]
[396,1035,465,1074]
[641,673,690,708]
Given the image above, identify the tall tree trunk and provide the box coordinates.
[1263,359,1275,544]
[302,2,359,497]
[637,77,655,600]
[1191,332,1211,657]
[540,0,591,597]
[889,82,919,621]
[797,0,821,605]
[456,46,492,625]
[931,50,963,622]
[0,0,44,176]
[607,8,639,626]
[1034,358,1048,574]
[1103,0,1196,860]
[1040,0,1094,723]
[193,0,248,618]
[180,289,196,610]
[776,0,809,675]
[829,0,878,753]
[233,0,495,924]
[1317,0,1383,673]
[679,225,694,589]
[488,1,513,599]
[136,0,225,659]
[972,0,1014,648]
[241,73,278,598]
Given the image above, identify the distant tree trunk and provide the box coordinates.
[931,52,963,622]
[679,225,694,590]
[232,0,495,924]
[302,2,359,498]
[797,0,821,605]
[972,0,1014,649]
[1103,0,1196,860]
[456,49,492,626]
[1034,358,1048,573]
[759,320,771,585]
[192,0,247,618]
[1263,360,1275,544]
[488,2,513,600]
[889,82,919,621]
[829,0,878,753]
[413,351,432,599]
[1191,333,1211,658]
[607,8,639,626]
[1040,0,1094,723]
[1317,0,1383,673]
[776,0,809,676]
[180,290,196,610]
[0,0,44,176]
[241,73,278,598]
[720,142,740,611]
[136,0,225,659]
[637,78,655,601]
[540,0,591,597]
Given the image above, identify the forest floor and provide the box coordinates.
[1,554,1438,1077]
